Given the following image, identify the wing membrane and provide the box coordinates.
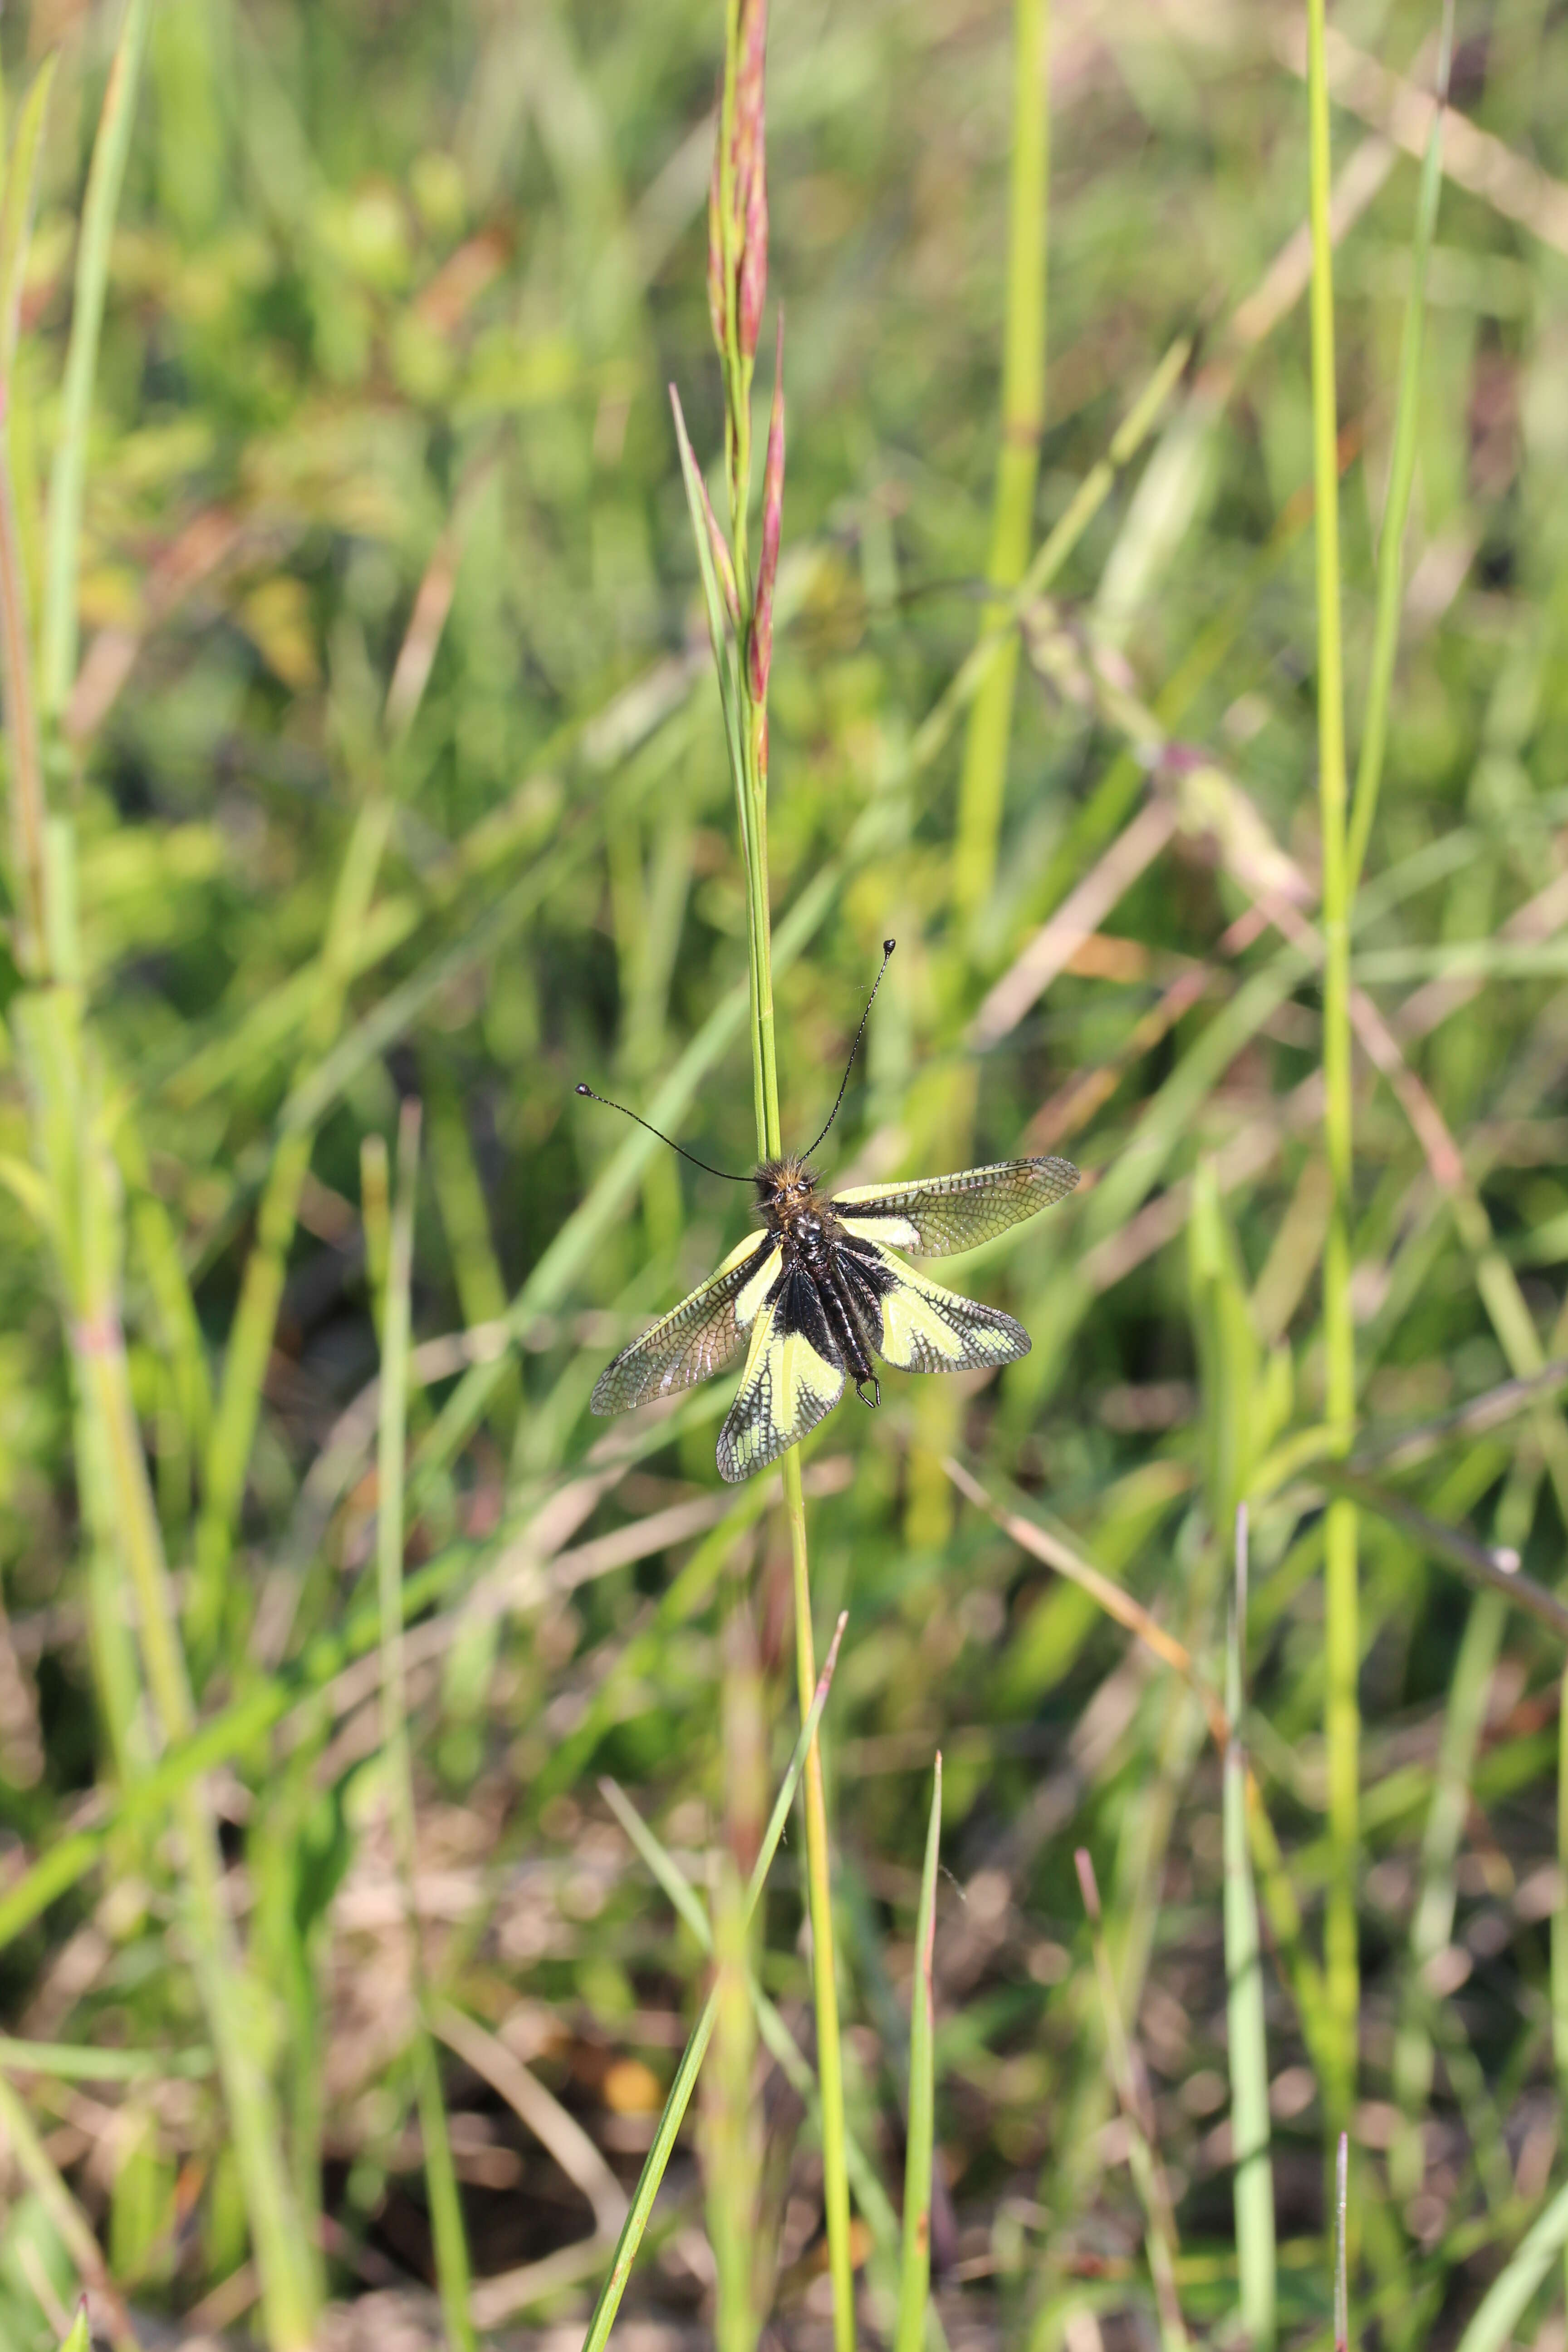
[591,1233,779,1416]
[843,1235,1030,1373]
[717,1269,845,1483]
[831,1156,1078,1257]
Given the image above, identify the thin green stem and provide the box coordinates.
[1225,1511,1275,2351]
[784,1454,854,2345]
[1306,0,1358,2147]
[375,1103,476,2352]
[0,56,57,975]
[951,0,1049,934]
[0,2068,137,2349]
[40,0,152,726]
[895,1755,942,2352]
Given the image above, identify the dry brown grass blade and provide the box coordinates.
[969,797,1179,1049]
[433,2001,628,2239]
[1276,19,1568,258]
[943,1455,1230,1749]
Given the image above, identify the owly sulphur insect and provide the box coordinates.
[578,941,1078,1482]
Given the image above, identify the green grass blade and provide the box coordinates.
[1224,1508,1275,2351]
[1452,2176,1568,2352]
[580,1614,847,2352]
[374,1099,476,2352]
[1306,0,1358,2150]
[600,1776,713,1948]
[1333,2131,1348,2352]
[0,2071,136,2349]
[603,1756,915,2295]
[40,0,152,724]
[0,56,58,385]
[895,1754,942,2352]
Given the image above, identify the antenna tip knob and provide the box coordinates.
[575,1083,591,1096]
[882,937,896,956]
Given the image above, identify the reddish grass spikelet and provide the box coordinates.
[748,313,785,702]
[734,0,769,359]
[697,466,740,630]
[707,0,769,363]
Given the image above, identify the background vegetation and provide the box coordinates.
[0,0,1567,2344]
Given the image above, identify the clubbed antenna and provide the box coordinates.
[802,938,896,1159]
[574,1085,751,1182]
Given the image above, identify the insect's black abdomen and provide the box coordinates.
[817,1258,875,1384]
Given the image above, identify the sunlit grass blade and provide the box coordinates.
[1449,2165,1568,2352]
[40,0,152,724]
[580,1614,847,2352]
[374,1099,476,2352]
[895,1753,942,2352]
[1224,1506,1275,2351]
[601,1743,918,2300]
[0,2070,137,2350]
[1306,0,1358,2150]
[1333,2130,1348,2352]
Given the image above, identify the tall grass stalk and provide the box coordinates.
[0,42,318,2352]
[1333,2131,1349,2352]
[372,1105,476,2352]
[691,2,856,2331]
[707,1599,765,2348]
[1305,0,1358,2147]
[894,1754,942,2352]
[1224,1508,1275,2350]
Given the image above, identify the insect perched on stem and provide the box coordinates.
[578,942,1078,1481]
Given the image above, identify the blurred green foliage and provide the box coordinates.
[1,0,1568,2342]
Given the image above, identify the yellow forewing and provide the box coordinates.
[838,1211,921,1249]
[735,1242,783,1326]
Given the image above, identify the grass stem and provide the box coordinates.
[895,1754,942,2352]
[40,0,152,727]
[374,1103,476,2352]
[1306,0,1359,2147]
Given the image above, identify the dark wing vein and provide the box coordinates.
[716,1268,846,1482]
[841,1235,1031,1372]
[829,1156,1078,1257]
[591,1234,774,1416]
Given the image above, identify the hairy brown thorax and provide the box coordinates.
[755,1155,823,1229]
